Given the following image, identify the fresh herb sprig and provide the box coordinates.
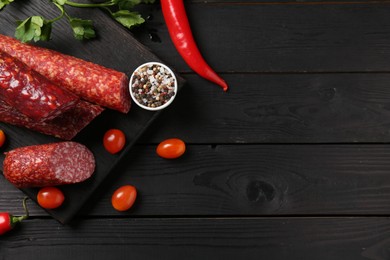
[0,0,155,42]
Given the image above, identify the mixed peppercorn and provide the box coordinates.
[131,63,176,109]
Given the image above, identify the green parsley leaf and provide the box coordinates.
[0,0,14,11]
[69,18,96,40]
[15,16,52,42]
[111,10,144,29]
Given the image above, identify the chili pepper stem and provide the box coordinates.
[10,197,29,227]
[11,215,27,224]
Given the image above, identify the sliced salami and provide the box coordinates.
[0,34,130,113]
[0,99,104,140]
[0,51,79,121]
[3,142,95,188]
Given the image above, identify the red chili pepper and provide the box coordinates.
[161,0,228,92]
[0,197,29,235]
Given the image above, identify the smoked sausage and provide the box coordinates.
[3,142,95,188]
[0,34,130,113]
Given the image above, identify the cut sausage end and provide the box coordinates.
[50,142,95,184]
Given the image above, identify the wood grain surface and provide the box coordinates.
[1,0,390,259]
[1,217,390,260]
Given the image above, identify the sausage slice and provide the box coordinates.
[0,51,79,121]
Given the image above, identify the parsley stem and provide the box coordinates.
[49,3,65,23]
[64,1,115,8]
[101,7,113,15]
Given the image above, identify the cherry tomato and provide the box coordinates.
[37,187,65,209]
[0,130,6,148]
[156,138,186,159]
[103,129,126,154]
[111,185,137,212]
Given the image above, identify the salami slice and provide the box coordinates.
[0,51,79,121]
[0,99,104,140]
[3,142,95,188]
[0,34,130,113]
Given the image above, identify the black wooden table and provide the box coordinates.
[2,1,390,259]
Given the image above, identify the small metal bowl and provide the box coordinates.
[129,62,178,111]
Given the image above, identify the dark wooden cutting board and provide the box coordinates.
[0,1,185,224]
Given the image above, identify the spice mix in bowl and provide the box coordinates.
[129,62,177,111]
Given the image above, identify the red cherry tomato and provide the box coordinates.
[37,187,65,209]
[103,129,126,154]
[111,185,137,212]
[0,130,6,148]
[156,138,186,159]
